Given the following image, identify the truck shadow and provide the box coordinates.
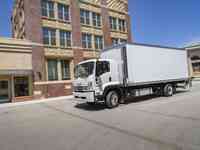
[75,90,188,111]
[75,102,107,111]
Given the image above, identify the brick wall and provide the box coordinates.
[11,0,132,101]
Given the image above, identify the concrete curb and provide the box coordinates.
[0,95,73,108]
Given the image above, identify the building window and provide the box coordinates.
[61,60,70,80]
[14,77,29,97]
[80,9,90,25]
[120,39,127,43]
[43,27,56,46]
[60,30,71,48]
[82,33,92,49]
[47,59,71,81]
[47,59,58,81]
[94,35,103,50]
[92,12,101,27]
[119,19,126,32]
[192,63,200,72]
[109,16,117,30]
[112,38,119,45]
[41,0,54,18]
[58,4,69,21]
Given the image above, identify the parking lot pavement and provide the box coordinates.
[0,82,200,150]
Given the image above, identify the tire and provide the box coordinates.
[105,91,119,108]
[163,84,173,97]
[173,86,177,94]
[152,87,162,96]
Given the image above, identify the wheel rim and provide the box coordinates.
[168,86,173,95]
[111,93,118,106]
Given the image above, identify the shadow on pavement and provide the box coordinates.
[74,90,188,111]
[75,102,107,111]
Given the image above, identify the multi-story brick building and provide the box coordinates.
[12,0,132,100]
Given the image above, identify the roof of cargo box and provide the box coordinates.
[102,43,186,52]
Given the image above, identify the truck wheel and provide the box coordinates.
[152,87,162,96]
[106,91,119,108]
[163,84,173,97]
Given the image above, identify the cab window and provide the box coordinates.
[96,61,110,77]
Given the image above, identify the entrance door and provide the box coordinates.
[0,80,10,103]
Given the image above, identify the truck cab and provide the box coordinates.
[73,59,120,105]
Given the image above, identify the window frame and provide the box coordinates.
[92,12,101,27]
[41,0,55,19]
[82,33,92,49]
[59,30,72,48]
[94,35,103,50]
[61,60,71,80]
[80,9,91,25]
[14,76,30,97]
[58,3,70,22]
[47,59,71,81]
[47,59,58,81]
[118,19,126,32]
[43,27,56,46]
[109,16,117,30]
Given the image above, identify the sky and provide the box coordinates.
[0,0,200,48]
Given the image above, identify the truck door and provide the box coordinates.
[96,61,111,88]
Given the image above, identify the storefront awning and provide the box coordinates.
[0,70,33,75]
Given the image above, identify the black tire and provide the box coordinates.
[105,91,119,108]
[163,84,173,97]
[152,87,162,96]
[173,86,177,94]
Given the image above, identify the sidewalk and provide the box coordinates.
[0,95,73,108]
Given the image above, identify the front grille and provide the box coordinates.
[74,86,89,92]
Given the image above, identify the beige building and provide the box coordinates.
[185,43,200,78]
[0,37,37,103]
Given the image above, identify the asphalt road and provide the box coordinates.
[0,82,200,150]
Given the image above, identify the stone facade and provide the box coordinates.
[12,0,132,100]
[185,44,200,78]
[0,38,35,103]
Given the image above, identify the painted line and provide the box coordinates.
[0,95,73,108]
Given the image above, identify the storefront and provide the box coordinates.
[0,74,32,103]
[0,38,33,103]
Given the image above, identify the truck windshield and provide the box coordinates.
[75,62,95,79]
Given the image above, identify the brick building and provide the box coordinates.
[11,0,132,100]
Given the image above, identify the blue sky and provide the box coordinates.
[0,0,200,48]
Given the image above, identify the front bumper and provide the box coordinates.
[73,91,95,102]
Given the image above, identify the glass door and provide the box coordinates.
[0,80,10,103]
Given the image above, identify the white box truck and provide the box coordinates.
[73,43,191,108]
